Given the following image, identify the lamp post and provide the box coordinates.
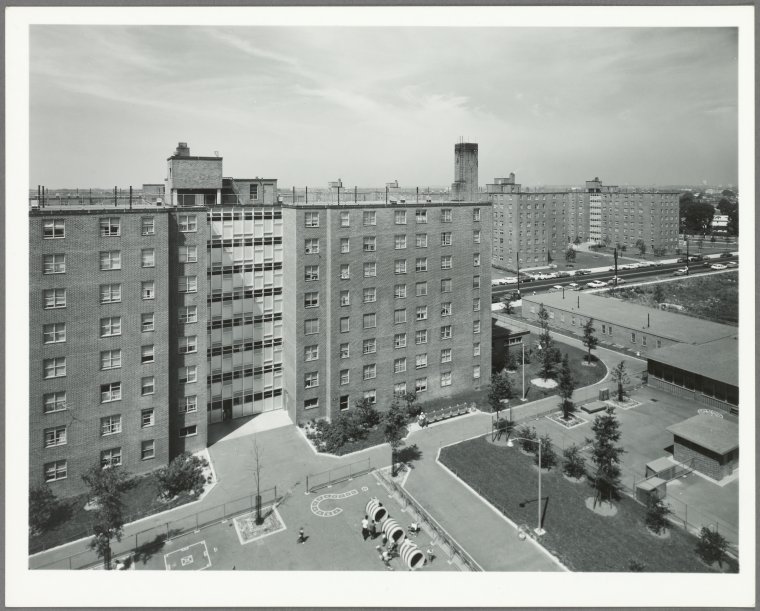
[521,342,526,401]
[506,436,545,536]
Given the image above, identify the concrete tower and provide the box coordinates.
[451,141,478,201]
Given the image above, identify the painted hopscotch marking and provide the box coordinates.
[310,489,358,517]
[164,541,211,571]
[233,506,287,545]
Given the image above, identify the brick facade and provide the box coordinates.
[673,437,738,481]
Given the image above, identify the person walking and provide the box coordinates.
[426,546,435,564]
[369,519,377,540]
[361,515,370,541]
[381,549,394,571]
[297,527,306,544]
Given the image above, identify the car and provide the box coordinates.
[637,261,653,268]
[672,267,688,276]
[719,252,733,259]
[587,280,607,288]
[519,275,533,283]
[687,255,703,262]
[547,264,558,269]
[576,269,592,276]
[544,272,559,279]
[567,283,582,291]
[491,279,504,286]
[548,285,564,293]
[726,261,738,267]
[505,290,521,301]
[612,277,626,285]
[710,263,727,270]
[491,294,501,303]
[557,271,573,278]
[503,277,519,284]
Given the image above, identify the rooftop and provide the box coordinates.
[667,414,738,455]
[522,291,737,346]
[647,336,738,387]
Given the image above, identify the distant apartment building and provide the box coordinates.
[451,142,479,202]
[711,214,729,232]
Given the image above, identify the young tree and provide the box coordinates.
[355,397,381,429]
[610,361,631,402]
[695,527,729,568]
[29,484,59,535]
[635,239,647,256]
[515,425,538,454]
[547,250,553,264]
[536,304,558,380]
[581,318,598,364]
[402,391,419,418]
[82,465,131,570]
[487,370,514,421]
[534,433,557,470]
[557,353,576,420]
[587,407,625,507]
[495,417,516,442]
[564,247,576,263]
[251,436,264,524]
[652,284,665,304]
[384,400,409,477]
[562,445,586,479]
[645,497,672,535]
[155,452,209,499]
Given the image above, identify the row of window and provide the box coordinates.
[208,209,280,220]
[306,262,483,285]
[303,207,480,228]
[303,232,482,257]
[306,293,478,317]
[42,390,198,416]
[42,215,200,239]
[303,315,480,339]
[306,340,480,362]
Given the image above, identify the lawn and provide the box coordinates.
[604,273,738,326]
[440,436,738,573]
[494,332,607,402]
[29,471,198,554]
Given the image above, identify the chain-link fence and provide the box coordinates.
[305,458,373,494]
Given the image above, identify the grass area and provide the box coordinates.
[495,332,607,402]
[29,472,198,554]
[604,273,738,326]
[440,436,738,573]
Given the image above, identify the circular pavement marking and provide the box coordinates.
[310,489,359,517]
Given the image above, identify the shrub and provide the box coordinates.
[628,560,647,572]
[516,425,537,454]
[644,497,672,534]
[695,527,729,567]
[29,484,59,535]
[534,433,557,470]
[355,398,381,429]
[562,444,586,479]
[155,452,209,499]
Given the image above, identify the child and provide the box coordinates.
[297,527,306,544]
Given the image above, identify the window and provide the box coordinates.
[340,211,350,227]
[394,309,407,325]
[179,426,198,438]
[305,238,320,254]
[415,329,428,345]
[44,460,67,482]
[394,383,407,397]
[631,332,636,343]
[656,339,662,348]
[441,348,452,363]
[99,251,121,271]
[141,249,155,268]
[43,391,67,413]
[441,371,452,387]
[608,326,613,336]
[304,398,319,411]
[179,306,197,324]
[179,245,197,263]
[363,390,377,405]
[179,215,197,232]
[141,440,155,461]
[440,325,452,340]
[473,230,481,244]
[340,238,350,253]
[305,319,319,335]
[98,316,122,338]
[416,282,428,297]
[363,211,376,226]
[305,265,319,282]
[441,209,452,223]
[642,336,647,347]
[141,376,155,395]
[339,395,350,410]
[441,255,452,270]
[363,288,376,303]
[473,298,481,312]
[141,217,155,236]
[363,364,377,380]
[340,369,350,385]
[43,254,66,274]
[100,217,121,237]
[393,358,407,374]
[178,336,197,354]
[363,237,377,252]
[473,343,480,357]
[100,381,121,403]
[305,345,319,361]
[473,365,481,380]
[340,264,350,280]
[340,343,350,359]
[441,232,452,246]
[394,259,407,275]
[363,338,377,354]
[43,288,66,309]
[305,372,319,388]
[100,349,121,370]
[395,210,407,225]
[601,324,606,334]
[415,258,427,272]
[364,262,377,277]
[304,212,320,227]
[416,209,427,223]
[340,317,350,333]
[440,303,452,318]
[473,253,481,267]
[416,306,428,321]
[177,397,197,414]
[142,281,155,300]
[363,314,377,329]
[394,333,407,349]
[44,426,67,448]
[43,219,65,239]
[100,283,121,304]
[304,292,319,308]
[394,284,407,299]
[473,208,481,222]
[101,415,122,436]
[43,322,66,344]
[142,408,156,426]
[416,233,428,248]
[43,357,66,379]
[141,313,155,332]
[441,279,452,293]
[179,365,197,384]
[394,235,407,250]
[415,378,428,393]
[415,354,428,369]
[473,276,481,290]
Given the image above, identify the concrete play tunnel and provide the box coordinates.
[366,498,388,523]
[381,518,406,544]
[399,539,426,570]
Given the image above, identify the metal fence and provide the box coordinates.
[305,458,373,494]
[374,469,481,572]
[423,402,474,424]
[31,486,281,570]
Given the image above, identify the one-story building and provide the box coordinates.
[491,321,530,372]
[667,414,739,481]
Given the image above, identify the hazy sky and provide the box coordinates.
[30,26,738,188]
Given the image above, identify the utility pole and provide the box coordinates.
[516,251,521,298]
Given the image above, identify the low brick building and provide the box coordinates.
[667,415,738,481]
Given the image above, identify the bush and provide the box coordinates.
[534,433,557,470]
[516,425,537,454]
[29,484,59,535]
[155,452,209,499]
[644,497,671,534]
[355,398,381,429]
[628,560,647,572]
[562,444,586,479]
[695,527,729,567]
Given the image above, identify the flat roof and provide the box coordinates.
[667,414,738,455]
[647,336,738,387]
[522,292,736,345]
[280,200,487,209]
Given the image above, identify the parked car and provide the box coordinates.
[672,267,688,276]
[547,263,558,269]
[719,252,733,259]
[687,255,703,261]
[491,294,502,303]
[557,271,573,278]
[548,285,564,293]
[491,279,504,286]
[519,275,534,283]
[637,261,653,268]
[710,263,727,270]
[544,272,559,279]
[726,261,738,267]
[504,277,519,284]
[612,277,626,285]
[576,269,592,276]
[567,283,582,291]
[587,280,607,288]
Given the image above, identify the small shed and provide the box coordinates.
[667,415,738,481]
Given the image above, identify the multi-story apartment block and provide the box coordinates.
[451,142,479,202]
[281,201,492,424]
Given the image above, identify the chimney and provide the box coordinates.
[175,142,190,157]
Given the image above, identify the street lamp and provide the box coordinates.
[506,436,546,536]
[521,342,526,401]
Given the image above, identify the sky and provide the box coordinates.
[29,26,739,189]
